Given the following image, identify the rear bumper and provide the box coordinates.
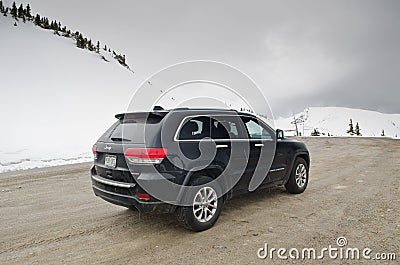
[91,169,173,213]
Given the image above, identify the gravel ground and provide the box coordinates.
[0,137,399,264]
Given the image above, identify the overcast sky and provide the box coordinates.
[8,0,400,117]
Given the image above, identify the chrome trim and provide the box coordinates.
[175,138,273,142]
[269,167,285,173]
[173,114,274,142]
[173,114,232,142]
[255,143,264,147]
[91,174,136,188]
[216,144,228,148]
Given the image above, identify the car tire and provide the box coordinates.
[285,157,309,194]
[176,176,223,232]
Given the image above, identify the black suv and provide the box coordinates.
[91,108,310,231]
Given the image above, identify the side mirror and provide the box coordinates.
[276,129,284,140]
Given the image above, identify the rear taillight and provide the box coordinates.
[124,148,167,164]
[92,144,98,160]
[138,193,151,200]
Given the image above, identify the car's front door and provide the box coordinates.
[238,116,276,190]
[269,139,291,182]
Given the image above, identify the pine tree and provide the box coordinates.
[381,130,385,137]
[76,34,85,49]
[42,17,49,28]
[355,122,362,136]
[26,4,31,18]
[17,3,24,18]
[0,1,3,12]
[52,20,58,30]
[96,41,100,53]
[11,2,17,19]
[4,7,8,16]
[34,14,41,25]
[88,39,94,51]
[311,128,320,136]
[103,44,107,51]
[76,33,83,49]
[347,119,354,135]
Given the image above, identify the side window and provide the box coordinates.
[211,116,241,139]
[242,117,272,140]
[178,116,210,140]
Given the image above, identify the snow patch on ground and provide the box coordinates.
[0,150,92,173]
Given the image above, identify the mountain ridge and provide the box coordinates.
[275,107,400,138]
[0,1,134,73]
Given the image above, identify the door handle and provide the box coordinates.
[255,143,264,147]
[216,144,228,149]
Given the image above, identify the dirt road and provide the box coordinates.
[1,138,399,264]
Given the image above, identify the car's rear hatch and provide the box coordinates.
[93,112,168,184]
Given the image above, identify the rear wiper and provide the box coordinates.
[111,137,131,142]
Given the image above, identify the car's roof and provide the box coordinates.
[115,107,260,120]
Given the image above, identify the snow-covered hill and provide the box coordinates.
[0,14,137,173]
[275,107,400,138]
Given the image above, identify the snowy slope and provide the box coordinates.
[0,15,137,173]
[275,107,400,137]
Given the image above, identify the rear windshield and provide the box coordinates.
[109,113,165,143]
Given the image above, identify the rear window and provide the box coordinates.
[211,116,241,139]
[109,113,165,142]
[178,115,243,140]
[119,112,165,124]
[178,116,211,140]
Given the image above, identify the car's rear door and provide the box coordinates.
[210,115,248,193]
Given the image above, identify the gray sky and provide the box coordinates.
[10,0,400,117]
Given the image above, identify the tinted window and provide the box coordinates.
[109,113,165,142]
[178,116,211,140]
[211,116,241,139]
[110,123,141,142]
[242,117,272,140]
